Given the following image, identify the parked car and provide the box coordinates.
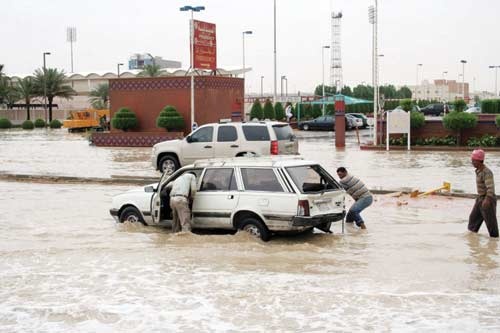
[298,115,354,131]
[419,103,447,116]
[393,105,421,113]
[346,114,364,128]
[347,113,369,128]
[152,121,298,174]
[465,106,481,114]
[110,156,346,241]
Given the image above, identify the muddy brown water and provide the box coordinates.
[1,129,499,331]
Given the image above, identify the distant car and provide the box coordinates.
[465,106,481,114]
[346,113,367,128]
[298,115,354,131]
[419,103,447,116]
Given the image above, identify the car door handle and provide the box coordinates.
[227,195,234,199]
[204,145,212,148]
[230,145,239,148]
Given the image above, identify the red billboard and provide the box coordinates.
[192,19,217,70]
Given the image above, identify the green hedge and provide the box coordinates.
[496,115,500,127]
[111,107,138,131]
[467,134,498,147]
[453,99,467,112]
[156,105,185,131]
[50,119,62,129]
[481,99,500,114]
[34,118,46,128]
[263,99,275,119]
[250,100,263,120]
[410,111,425,128]
[442,111,477,131]
[274,102,285,121]
[22,120,34,130]
[0,118,12,129]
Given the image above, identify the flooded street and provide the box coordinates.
[1,129,499,331]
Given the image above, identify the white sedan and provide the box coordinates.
[465,107,481,114]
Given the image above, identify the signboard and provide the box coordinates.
[386,109,410,151]
[192,19,217,70]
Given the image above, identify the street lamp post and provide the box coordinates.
[321,45,330,116]
[280,75,286,97]
[242,31,252,79]
[441,71,448,107]
[368,1,378,145]
[273,0,277,103]
[489,65,500,96]
[260,76,264,97]
[43,52,51,122]
[180,5,205,131]
[117,63,123,78]
[460,59,467,99]
[415,63,422,101]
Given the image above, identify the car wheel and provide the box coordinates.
[240,217,271,242]
[159,155,179,175]
[119,206,146,225]
[303,124,309,131]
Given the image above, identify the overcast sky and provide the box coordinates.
[3,0,500,95]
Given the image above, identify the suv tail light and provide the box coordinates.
[270,140,279,155]
[297,200,310,216]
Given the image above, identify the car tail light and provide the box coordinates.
[297,200,310,216]
[270,140,279,155]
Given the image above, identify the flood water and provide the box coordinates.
[1,128,499,331]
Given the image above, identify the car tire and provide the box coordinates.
[159,155,179,175]
[240,217,271,242]
[303,124,309,131]
[119,206,146,225]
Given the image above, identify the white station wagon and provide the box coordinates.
[110,156,346,241]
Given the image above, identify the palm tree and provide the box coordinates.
[33,68,76,122]
[89,83,109,109]
[0,65,9,106]
[139,64,162,77]
[16,77,36,120]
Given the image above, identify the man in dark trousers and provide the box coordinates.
[468,149,498,238]
[336,167,373,229]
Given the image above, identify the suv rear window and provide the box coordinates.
[241,168,284,192]
[272,124,293,140]
[286,165,340,193]
[242,125,270,141]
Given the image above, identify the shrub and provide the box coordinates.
[442,111,477,145]
[312,104,322,118]
[49,119,62,129]
[263,99,275,119]
[274,102,285,121]
[399,98,412,111]
[410,111,425,128]
[0,118,12,129]
[496,115,500,127]
[22,120,34,130]
[250,99,263,120]
[111,107,138,131]
[453,99,467,112]
[156,105,185,131]
[34,118,46,128]
[467,134,497,147]
[414,136,457,146]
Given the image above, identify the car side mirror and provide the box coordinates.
[144,186,156,193]
[186,136,192,143]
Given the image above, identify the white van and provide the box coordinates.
[151,121,298,174]
[111,156,346,241]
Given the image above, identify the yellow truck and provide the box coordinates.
[63,109,110,132]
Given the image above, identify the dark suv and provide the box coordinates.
[419,104,447,116]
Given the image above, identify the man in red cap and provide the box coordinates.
[468,149,498,238]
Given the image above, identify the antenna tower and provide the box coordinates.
[330,12,343,92]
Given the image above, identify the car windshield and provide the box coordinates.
[286,164,341,193]
[272,124,294,140]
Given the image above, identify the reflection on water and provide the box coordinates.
[1,181,499,331]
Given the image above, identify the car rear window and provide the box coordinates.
[242,125,270,141]
[241,168,284,192]
[286,165,341,193]
[272,124,293,140]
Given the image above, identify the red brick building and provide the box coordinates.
[108,76,244,133]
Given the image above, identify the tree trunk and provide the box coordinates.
[48,96,53,122]
[25,97,30,120]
